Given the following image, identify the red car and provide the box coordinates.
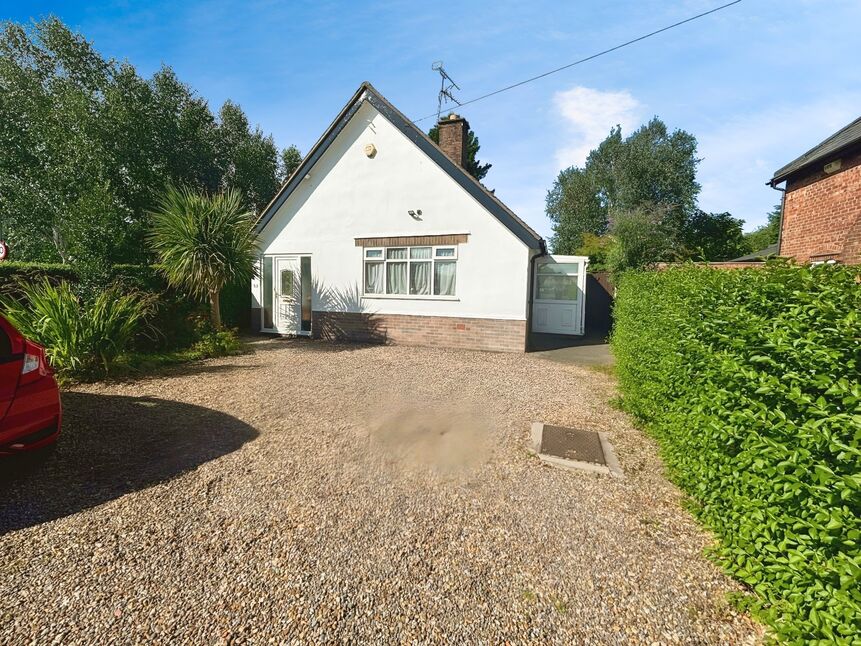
[0,315,61,455]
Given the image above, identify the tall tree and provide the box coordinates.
[546,118,700,254]
[744,203,782,252]
[0,17,296,271]
[680,210,748,261]
[428,125,492,181]
[279,145,303,183]
[216,101,280,214]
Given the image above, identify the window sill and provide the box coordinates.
[362,294,459,302]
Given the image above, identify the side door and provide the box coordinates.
[531,255,587,335]
[0,317,24,421]
[274,256,301,334]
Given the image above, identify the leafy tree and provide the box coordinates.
[547,167,606,254]
[679,210,747,261]
[0,17,296,274]
[547,118,700,254]
[744,203,782,252]
[605,206,675,274]
[279,145,303,182]
[148,186,259,329]
[575,232,616,272]
[216,101,281,213]
[428,124,492,181]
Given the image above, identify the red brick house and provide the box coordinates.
[769,116,861,264]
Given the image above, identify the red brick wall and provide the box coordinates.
[312,311,526,353]
[437,116,468,167]
[781,146,861,264]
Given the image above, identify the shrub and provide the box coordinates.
[0,279,153,376]
[191,328,241,359]
[606,206,675,275]
[611,262,860,643]
[111,264,208,351]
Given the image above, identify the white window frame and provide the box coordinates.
[363,245,458,299]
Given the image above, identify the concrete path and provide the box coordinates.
[529,333,614,367]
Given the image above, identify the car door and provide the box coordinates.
[0,317,24,422]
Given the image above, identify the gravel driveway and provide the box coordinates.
[0,338,760,644]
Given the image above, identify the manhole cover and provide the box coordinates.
[530,422,623,478]
[540,425,606,465]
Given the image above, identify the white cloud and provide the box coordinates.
[697,95,861,229]
[553,86,642,170]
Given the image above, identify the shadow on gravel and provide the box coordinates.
[0,393,258,535]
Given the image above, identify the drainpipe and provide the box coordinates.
[767,179,787,255]
[525,239,548,352]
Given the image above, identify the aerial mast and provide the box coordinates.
[431,61,462,123]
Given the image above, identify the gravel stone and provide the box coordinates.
[0,338,762,644]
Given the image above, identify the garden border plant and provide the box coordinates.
[611,261,860,643]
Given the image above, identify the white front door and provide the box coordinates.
[274,256,301,334]
[531,255,587,335]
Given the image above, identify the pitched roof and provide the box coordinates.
[731,243,779,262]
[255,82,545,250]
[770,116,861,185]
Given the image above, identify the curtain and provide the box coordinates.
[434,260,456,296]
[387,262,407,294]
[365,261,384,294]
[410,262,431,295]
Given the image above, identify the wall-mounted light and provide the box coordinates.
[364,143,377,158]
[408,209,423,220]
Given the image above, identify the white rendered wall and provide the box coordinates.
[255,101,533,321]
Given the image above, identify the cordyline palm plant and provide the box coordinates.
[148,185,259,329]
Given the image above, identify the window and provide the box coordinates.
[536,261,580,301]
[364,245,457,297]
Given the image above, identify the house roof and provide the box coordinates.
[731,243,779,262]
[770,115,861,185]
[255,82,545,250]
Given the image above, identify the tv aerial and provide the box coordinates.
[432,61,461,123]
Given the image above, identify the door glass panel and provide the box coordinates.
[300,256,312,333]
[538,262,579,275]
[537,274,579,300]
[263,258,274,329]
[280,268,295,299]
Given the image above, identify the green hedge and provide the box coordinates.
[0,261,79,296]
[611,263,860,643]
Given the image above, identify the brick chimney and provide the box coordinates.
[437,113,468,167]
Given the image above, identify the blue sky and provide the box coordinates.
[4,0,860,238]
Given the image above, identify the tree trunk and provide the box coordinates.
[209,289,222,330]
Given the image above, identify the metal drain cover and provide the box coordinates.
[530,422,623,478]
